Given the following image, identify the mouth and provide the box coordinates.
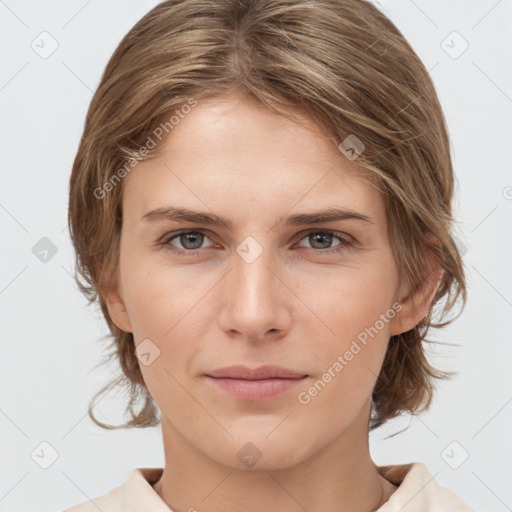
[204,365,309,401]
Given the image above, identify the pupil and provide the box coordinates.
[311,233,332,249]
[183,232,202,249]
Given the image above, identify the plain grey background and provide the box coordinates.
[1,0,511,510]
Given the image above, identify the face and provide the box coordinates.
[107,94,421,471]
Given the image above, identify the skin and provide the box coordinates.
[105,93,441,512]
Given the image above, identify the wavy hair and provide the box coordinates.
[68,0,466,430]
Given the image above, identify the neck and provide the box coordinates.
[152,407,397,512]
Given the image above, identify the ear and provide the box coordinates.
[389,255,443,337]
[104,269,133,333]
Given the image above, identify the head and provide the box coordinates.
[68,0,466,468]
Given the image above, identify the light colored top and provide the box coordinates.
[63,463,475,511]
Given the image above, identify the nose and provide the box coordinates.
[217,237,292,342]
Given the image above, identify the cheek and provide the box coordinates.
[304,260,397,340]
[118,259,202,409]
[118,250,211,381]
[119,246,193,337]
[298,261,397,395]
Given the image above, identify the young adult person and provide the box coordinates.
[64,1,473,510]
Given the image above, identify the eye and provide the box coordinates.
[162,230,213,254]
[160,229,354,256]
[296,230,353,254]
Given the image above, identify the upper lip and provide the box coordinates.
[206,365,308,380]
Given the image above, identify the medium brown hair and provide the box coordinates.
[68,0,466,430]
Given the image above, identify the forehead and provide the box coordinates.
[121,95,386,227]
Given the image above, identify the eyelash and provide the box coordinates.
[160,229,354,256]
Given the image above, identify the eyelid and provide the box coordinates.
[159,228,218,246]
[295,228,354,244]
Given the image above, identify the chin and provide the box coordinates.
[204,432,315,472]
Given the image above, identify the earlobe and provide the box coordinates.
[104,271,133,333]
[389,262,443,337]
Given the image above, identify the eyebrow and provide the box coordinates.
[140,206,373,229]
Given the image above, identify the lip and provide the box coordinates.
[206,365,308,380]
[204,365,308,401]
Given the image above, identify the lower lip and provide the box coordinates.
[205,376,308,400]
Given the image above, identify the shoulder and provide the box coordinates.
[62,468,166,512]
[377,462,476,511]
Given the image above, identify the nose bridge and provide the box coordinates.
[233,234,278,305]
[223,233,288,336]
